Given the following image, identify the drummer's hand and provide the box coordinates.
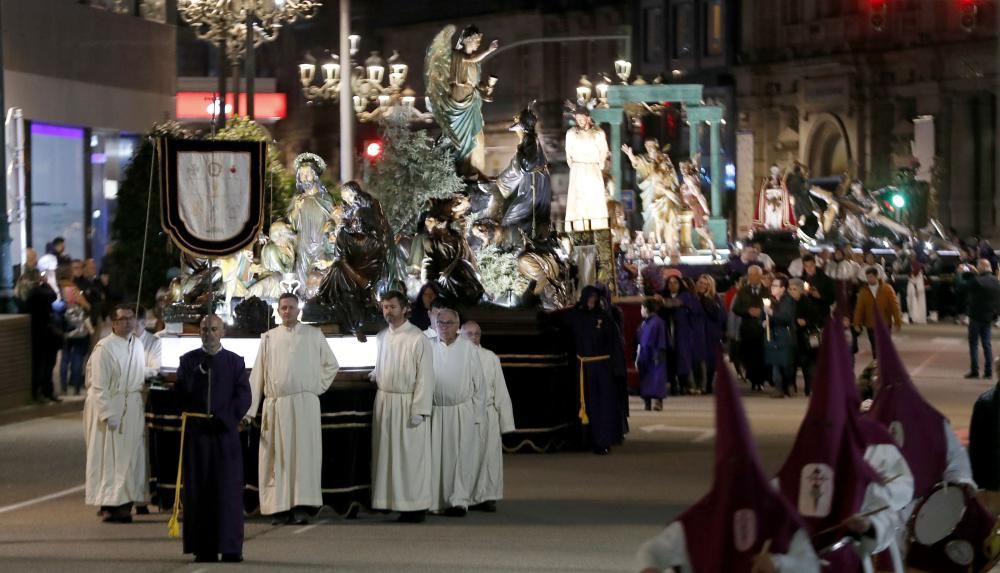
[844,514,872,536]
[750,553,778,573]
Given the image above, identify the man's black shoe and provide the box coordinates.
[397,510,427,523]
[964,371,980,379]
[470,500,497,513]
[592,447,610,455]
[135,505,150,515]
[985,372,993,380]
[221,554,243,563]
[194,554,218,563]
[442,507,467,517]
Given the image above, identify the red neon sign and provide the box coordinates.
[176,92,288,120]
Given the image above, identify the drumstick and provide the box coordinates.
[813,505,891,538]
[757,539,771,557]
[882,474,902,484]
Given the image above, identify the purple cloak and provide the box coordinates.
[636,314,668,400]
[868,316,947,499]
[678,356,803,571]
[776,319,881,572]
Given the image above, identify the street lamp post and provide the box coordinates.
[178,0,321,123]
[0,2,12,313]
[339,0,352,182]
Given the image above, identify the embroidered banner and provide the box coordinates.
[159,139,265,257]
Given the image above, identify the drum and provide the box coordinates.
[906,482,995,573]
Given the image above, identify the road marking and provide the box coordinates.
[293,518,329,534]
[911,351,941,377]
[692,430,716,443]
[639,424,711,434]
[0,484,85,515]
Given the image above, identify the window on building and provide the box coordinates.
[674,3,693,58]
[643,6,665,63]
[29,123,87,260]
[705,1,724,57]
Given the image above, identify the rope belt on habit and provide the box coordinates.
[576,354,610,425]
[167,411,211,538]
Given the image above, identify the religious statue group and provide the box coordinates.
[752,160,937,246]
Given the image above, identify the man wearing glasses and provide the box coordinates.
[83,304,147,523]
[429,308,483,517]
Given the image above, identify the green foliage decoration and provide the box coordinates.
[364,109,465,238]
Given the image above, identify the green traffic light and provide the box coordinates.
[891,194,906,208]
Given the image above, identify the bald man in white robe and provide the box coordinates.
[461,321,515,512]
[429,308,483,516]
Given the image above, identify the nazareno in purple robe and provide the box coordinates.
[679,357,804,571]
[563,286,628,450]
[659,291,701,376]
[176,347,252,557]
[636,314,668,400]
[776,319,881,572]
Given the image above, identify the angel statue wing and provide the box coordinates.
[425,25,457,145]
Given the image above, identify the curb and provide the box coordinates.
[0,398,85,426]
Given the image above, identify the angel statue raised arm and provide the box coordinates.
[425,24,500,180]
[622,139,683,250]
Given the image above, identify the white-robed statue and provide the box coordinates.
[622,139,683,249]
[246,293,339,524]
[565,105,610,232]
[754,164,796,231]
[287,153,334,296]
[83,304,147,523]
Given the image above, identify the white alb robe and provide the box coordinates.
[565,125,609,231]
[247,323,339,514]
[83,333,147,507]
[430,336,482,511]
[636,524,820,573]
[370,321,435,511]
[906,273,927,324]
[861,443,915,573]
[472,346,515,504]
[138,329,162,379]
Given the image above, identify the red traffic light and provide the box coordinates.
[364,140,383,161]
[869,0,888,31]
[959,0,978,32]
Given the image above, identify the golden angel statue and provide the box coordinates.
[622,139,683,249]
[425,24,499,180]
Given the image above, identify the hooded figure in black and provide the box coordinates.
[496,101,552,240]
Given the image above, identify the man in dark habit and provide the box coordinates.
[176,314,251,563]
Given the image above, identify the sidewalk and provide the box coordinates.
[0,394,84,426]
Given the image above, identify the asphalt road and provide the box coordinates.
[0,323,988,572]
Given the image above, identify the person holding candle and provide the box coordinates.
[764,274,797,398]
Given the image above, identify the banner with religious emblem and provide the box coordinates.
[158,138,266,257]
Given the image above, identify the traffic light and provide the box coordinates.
[959,0,978,32]
[364,139,383,162]
[890,193,906,209]
[870,0,888,32]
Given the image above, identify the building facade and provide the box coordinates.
[5,0,176,268]
[733,0,997,238]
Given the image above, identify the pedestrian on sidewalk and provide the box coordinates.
[960,259,1000,379]
[853,267,903,358]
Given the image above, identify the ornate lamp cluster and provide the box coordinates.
[298,38,431,123]
[178,0,321,61]
[575,59,635,109]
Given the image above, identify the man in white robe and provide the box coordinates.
[461,321,515,512]
[370,291,435,523]
[245,292,339,524]
[83,304,147,523]
[430,308,482,516]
